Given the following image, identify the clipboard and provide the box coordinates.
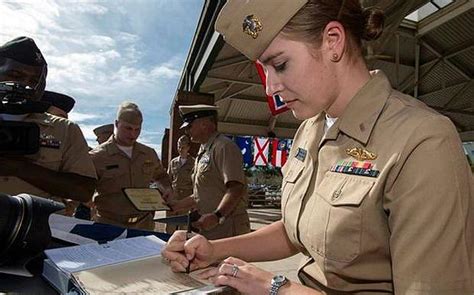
[123,188,170,212]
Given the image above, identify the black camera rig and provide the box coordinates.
[0,82,50,155]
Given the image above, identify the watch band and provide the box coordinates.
[270,275,288,295]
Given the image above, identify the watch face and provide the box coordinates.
[273,275,287,284]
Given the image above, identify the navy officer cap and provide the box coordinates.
[41,90,76,113]
[179,104,219,129]
[0,36,46,67]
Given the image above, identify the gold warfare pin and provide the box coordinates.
[242,14,262,39]
[346,147,377,161]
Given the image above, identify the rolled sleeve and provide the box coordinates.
[215,141,246,185]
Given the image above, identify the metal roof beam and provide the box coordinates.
[218,122,297,138]
[419,80,472,100]
[221,95,266,103]
[443,80,474,108]
[421,40,471,80]
[212,55,250,70]
[420,41,474,69]
[218,84,254,101]
[417,0,473,36]
[207,74,262,87]
[431,105,474,117]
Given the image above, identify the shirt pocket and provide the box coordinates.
[312,172,374,263]
[142,162,155,178]
[33,147,63,171]
[196,155,211,176]
[281,158,305,219]
[99,167,127,194]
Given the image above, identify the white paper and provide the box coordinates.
[44,235,165,274]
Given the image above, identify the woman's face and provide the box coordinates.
[258,33,337,120]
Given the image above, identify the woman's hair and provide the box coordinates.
[282,0,384,55]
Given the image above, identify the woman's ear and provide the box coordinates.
[323,21,346,62]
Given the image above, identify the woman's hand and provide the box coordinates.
[161,231,215,272]
[197,257,274,295]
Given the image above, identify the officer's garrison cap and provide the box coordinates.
[41,90,76,113]
[215,0,309,61]
[93,124,114,136]
[0,36,46,66]
[179,104,219,129]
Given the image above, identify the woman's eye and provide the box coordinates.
[274,62,286,72]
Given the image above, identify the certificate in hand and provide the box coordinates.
[123,188,170,211]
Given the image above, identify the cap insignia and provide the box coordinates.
[346,147,377,161]
[242,14,262,39]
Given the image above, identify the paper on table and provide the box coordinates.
[72,256,206,294]
[44,235,165,273]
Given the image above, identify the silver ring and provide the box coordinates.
[231,264,239,277]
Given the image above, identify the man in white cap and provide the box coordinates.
[89,102,172,230]
[170,104,250,239]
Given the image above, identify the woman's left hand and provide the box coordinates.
[196,256,274,295]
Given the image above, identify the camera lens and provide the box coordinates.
[0,194,64,266]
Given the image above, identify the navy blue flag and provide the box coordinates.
[235,136,253,167]
[49,214,171,245]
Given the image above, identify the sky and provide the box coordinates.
[0,0,204,154]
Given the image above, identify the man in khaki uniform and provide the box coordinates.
[89,102,172,230]
[165,135,195,234]
[41,90,75,119]
[74,124,114,219]
[41,90,84,216]
[0,37,96,204]
[170,104,250,240]
[93,123,114,145]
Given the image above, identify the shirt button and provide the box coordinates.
[332,189,342,201]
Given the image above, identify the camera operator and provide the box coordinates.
[0,36,96,204]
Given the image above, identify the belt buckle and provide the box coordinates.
[128,217,138,223]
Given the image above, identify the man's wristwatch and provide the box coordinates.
[270,275,288,295]
[213,209,226,225]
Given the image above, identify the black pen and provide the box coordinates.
[185,210,192,274]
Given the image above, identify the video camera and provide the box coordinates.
[0,82,50,155]
[0,36,66,277]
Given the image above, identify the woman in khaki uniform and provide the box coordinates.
[162,1,474,294]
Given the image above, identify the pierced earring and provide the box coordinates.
[331,53,339,61]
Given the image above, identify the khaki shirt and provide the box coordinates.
[0,113,96,198]
[282,71,474,294]
[89,136,167,218]
[194,133,250,239]
[168,155,194,199]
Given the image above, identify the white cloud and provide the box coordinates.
[150,65,181,79]
[69,3,108,15]
[69,111,99,122]
[0,0,203,154]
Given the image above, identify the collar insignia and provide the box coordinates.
[346,147,377,161]
[242,14,262,39]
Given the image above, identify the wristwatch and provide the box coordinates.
[213,209,226,225]
[270,275,288,295]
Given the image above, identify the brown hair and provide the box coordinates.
[282,0,384,55]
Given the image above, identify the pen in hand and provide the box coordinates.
[185,210,192,274]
